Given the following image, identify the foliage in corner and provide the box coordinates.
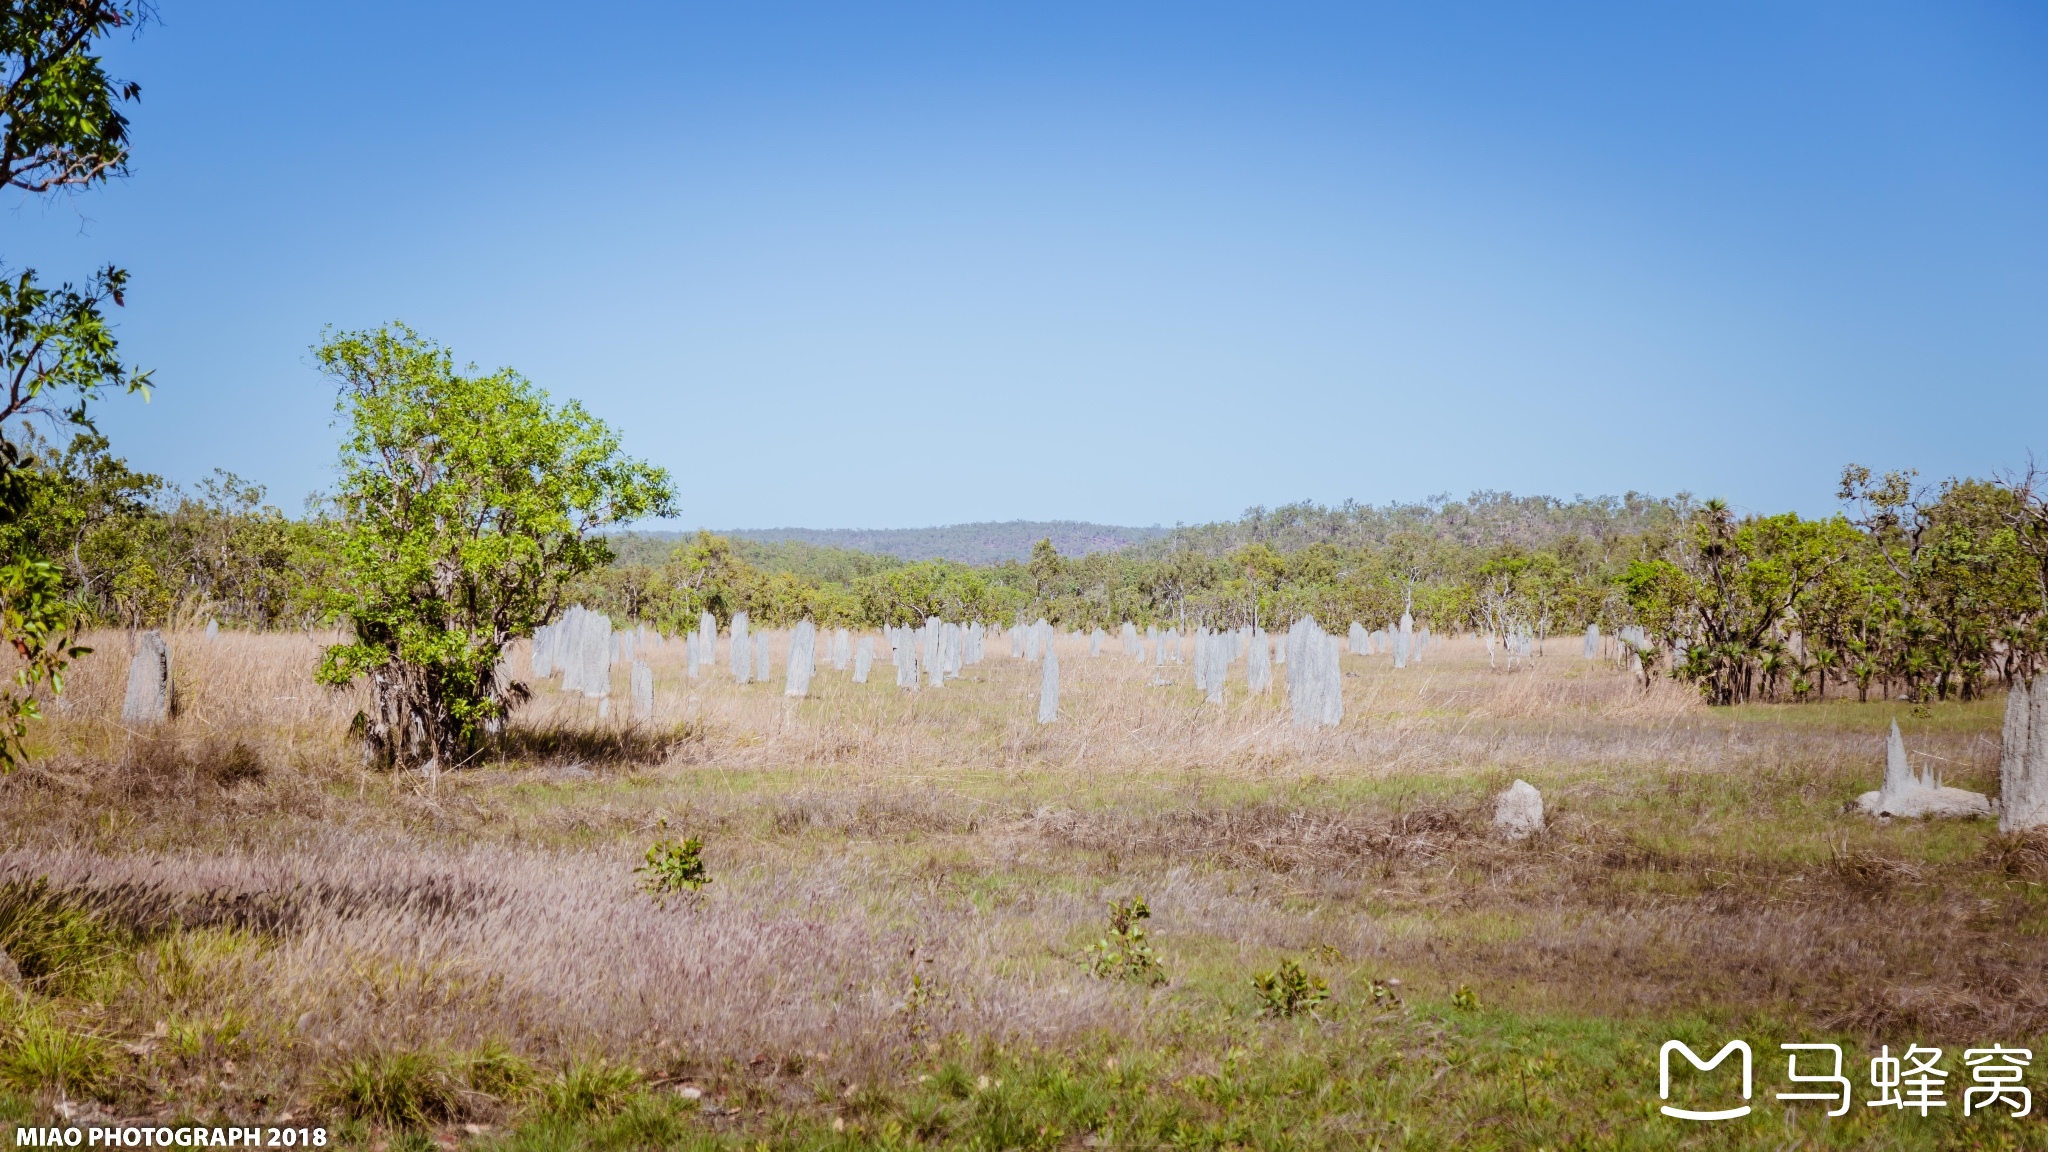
[0,2,152,769]
[312,323,673,771]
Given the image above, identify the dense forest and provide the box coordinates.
[9,427,2047,708]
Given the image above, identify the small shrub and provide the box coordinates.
[537,1057,642,1120]
[1982,831,2048,879]
[1251,958,1329,1019]
[899,972,947,1038]
[598,1095,686,1146]
[498,720,700,768]
[162,1013,251,1063]
[635,838,710,898]
[141,928,255,1007]
[1451,983,1481,1012]
[897,1095,954,1141]
[1081,897,1165,986]
[141,935,197,1003]
[1825,841,1915,894]
[1368,977,1404,1011]
[317,1049,459,1128]
[843,1080,896,1118]
[123,733,266,792]
[967,1076,1058,1152]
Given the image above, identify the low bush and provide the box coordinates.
[1251,958,1329,1019]
[1081,897,1165,985]
[635,837,710,897]
[462,1040,537,1100]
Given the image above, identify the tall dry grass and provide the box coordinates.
[3,836,1133,1080]
[517,628,1710,778]
[0,623,2028,1121]
[16,626,1851,789]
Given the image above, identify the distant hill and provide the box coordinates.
[619,521,1167,566]
[726,521,1167,564]
[1124,492,1693,559]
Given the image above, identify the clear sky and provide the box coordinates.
[8,2,2045,528]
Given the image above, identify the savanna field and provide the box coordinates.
[6,4,2048,1152]
[0,629,2038,1151]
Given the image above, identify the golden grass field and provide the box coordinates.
[1,627,2039,1149]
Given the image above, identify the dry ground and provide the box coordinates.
[0,628,2038,1149]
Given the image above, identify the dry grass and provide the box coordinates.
[0,626,2031,1132]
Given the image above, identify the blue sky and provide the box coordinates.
[8,2,2045,528]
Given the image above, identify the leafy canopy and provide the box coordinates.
[1,1,145,195]
[312,323,673,768]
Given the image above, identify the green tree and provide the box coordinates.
[854,558,1006,626]
[1026,537,1064,608]
[2,430,160,600]
[1624,501,1855,705]
[1837,466,2041,700]
[312,324,673,771]
[646,530,760,629]
[0,1,150,768]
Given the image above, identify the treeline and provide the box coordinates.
[5,434,336,631]
[1137,490,1691,555]
[13,433,2047,706]
[1628,471,2048,705]
[559,473,2048,704]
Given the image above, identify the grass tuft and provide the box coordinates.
[535,1056,642,1121]
[462,1040,537,1101]
[317,1048,461,1128]
[0,879,130,997]
[0,1017,113,1097]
